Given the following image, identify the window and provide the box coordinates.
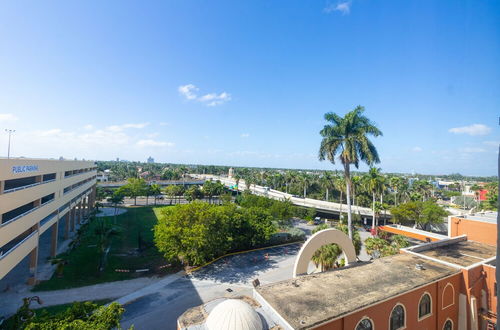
[390,304,405,330]
[418,293,432,319]
[443,319,453,330]
[356,318,373,330]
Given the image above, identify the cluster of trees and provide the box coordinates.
[154,202,277,266]
[310,223,362,272]
[7,300,126,330]
[390,201,449,231]
[365,234,410,258]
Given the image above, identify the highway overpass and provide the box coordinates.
[192,174,388,219]
[97,179,205,188]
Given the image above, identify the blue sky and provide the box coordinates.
[0,0,499,176]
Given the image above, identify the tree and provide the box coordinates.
[150,183,162,206]
[184,186,204,202]
[363,167,385,229]
[390,201,448,231]
[107,192,124,224]
[319,106,383,239]
[117,178,147,205]
[154,202,276,266]
[16,301,126,330]
[311,224,361,272]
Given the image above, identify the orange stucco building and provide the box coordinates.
[448,212,497,247]
[179,216,497,330]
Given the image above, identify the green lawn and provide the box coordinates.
[33,206,178,291]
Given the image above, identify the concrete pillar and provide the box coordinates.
[50,220,59,257]
[84,197,89,217]
[78,201,83,224]
[64,212,70,239]
[0,180,4,194]
[27,246,38,285]
[70,207,76,232]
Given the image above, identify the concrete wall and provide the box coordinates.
[449,216,497,246]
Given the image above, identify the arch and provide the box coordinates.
[355,316,374,330]
[389,303,406,330]
[442,282,455,310]
[293,228,356,277]
[418,292,432,320]
[443,318,453,330]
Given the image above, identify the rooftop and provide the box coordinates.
[456,211,498,224]
[415,240,497,267]
[255,253,459,329]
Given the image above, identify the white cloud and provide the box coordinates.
[483,141,500,147]
[324,1,352,14]
[458,147,487,153]
[0,113,18,122]
[448,124,491,136]
[178,84,199,100]
[105,122,149,132]
[412,146,423,152]
[135,139,174,147]
[199,92,231,106]
[159,122,169,126]
[178,84,231,106]
[83,124,94,130]
[240,133,250,138]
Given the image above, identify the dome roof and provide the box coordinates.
[206,299,263,330]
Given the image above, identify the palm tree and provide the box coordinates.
[334,175,346,217]
[107,193,124,224]
[390,176,402,206]
[363,167,385,229]
[319,106,382,239]
[300,173,312,198]
[233,174,241,194]
[321,171,333,201]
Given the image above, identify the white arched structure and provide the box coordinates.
[293,228,357,277]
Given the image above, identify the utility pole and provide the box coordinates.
[5,129,15,159]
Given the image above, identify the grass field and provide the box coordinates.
[33,206,178,291]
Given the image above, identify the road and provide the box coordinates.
[120,224,373,330]
[191,174,384,218]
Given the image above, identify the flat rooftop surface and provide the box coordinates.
[256,253,459,329]
[457,212,498,224]
[418,240,496,267]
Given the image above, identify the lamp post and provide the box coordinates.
[5,129,15,159]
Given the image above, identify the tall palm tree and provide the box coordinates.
[334,175,346,217]
[363,167,385,229]
[321,171,333,201]
[390,176,402,206]
[319,106,382,239]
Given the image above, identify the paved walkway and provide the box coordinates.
[95,207,128,217]
[0,275,167,317]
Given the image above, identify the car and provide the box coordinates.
[314,217,322,225]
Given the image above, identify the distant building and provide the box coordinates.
[228,167,234,178]
[147,156,154,164]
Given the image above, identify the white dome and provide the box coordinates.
[206,299,263,330]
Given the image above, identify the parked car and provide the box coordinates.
[314,217,322,225]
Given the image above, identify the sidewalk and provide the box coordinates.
[0,275,166,317]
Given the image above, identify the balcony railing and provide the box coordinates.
[3,179,56,194]
[0,199,54,228]
[0,231,37,261]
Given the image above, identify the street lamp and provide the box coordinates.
[5,129,15,159]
